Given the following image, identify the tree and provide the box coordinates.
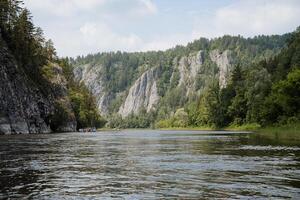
[262,68,300,124]
[44,39,56,60]
[227,64,247,125]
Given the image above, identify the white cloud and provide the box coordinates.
[24,0,300,57]
[78,22,142,53]
[138,0,157,15]
[192,0,300,38]
[80,23,98,37]
[24,0,107,17]
[24,0,156,17]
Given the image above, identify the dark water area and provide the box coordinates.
[0,130,299,199]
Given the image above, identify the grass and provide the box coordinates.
[255,123,300,141]
[159,126,214,131]
[225,123,261,131]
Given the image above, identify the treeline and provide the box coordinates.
[0,0,104,130]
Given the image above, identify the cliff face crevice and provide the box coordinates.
[118,68,159,117]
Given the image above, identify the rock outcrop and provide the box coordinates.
[0,44,51,134]
[74,64,111,115]
[118,68,159,117]
[45,63,77,132]
[210,49,233,88]
[0,36,76,134]
[176,50,204,93]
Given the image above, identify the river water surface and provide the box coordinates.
[0,130,300,199]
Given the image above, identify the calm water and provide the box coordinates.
[0,130,300,199]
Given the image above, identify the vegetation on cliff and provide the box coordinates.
[0,0,104,131]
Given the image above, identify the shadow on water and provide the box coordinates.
[0,130,299,199]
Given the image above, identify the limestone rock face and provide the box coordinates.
[118,68,159,117]
[209,49,233,88]
[74,64,111,115]
[171,50,205,96]
[178,50,204,87]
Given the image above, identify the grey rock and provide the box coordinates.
[74,64,109,115]
[118,68,159,117]
[209,49,233,88]
[178,50,204,87]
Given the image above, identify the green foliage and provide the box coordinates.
[108,110,156,129]
[155,108,189,128]
[0,0,56,96]
[50,101,70,132]
[191,29,300,129]
[227,123,261,131]
[262,68,300,124]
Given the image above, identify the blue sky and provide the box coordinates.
[24,0,300,57]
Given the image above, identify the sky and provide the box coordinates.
[23,0,300,57]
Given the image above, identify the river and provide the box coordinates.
[0,130,299,199]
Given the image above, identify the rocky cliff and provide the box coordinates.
[74,64,112,115]
[176,51,204,92]
[118,68,159,117]
[210,49,233,88]
[0,36,76,134]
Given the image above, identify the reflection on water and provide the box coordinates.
[0,130,299,199]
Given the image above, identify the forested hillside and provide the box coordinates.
[0,0,104,134]
[73,29,299,129]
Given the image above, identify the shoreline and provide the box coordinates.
[96,123,299,140]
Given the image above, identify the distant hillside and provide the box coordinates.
[72,32,295,128]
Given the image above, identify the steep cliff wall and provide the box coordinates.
[0,37,76,134]
[118,68,159,117]
[210,49,233,88]
[177,51,204,88]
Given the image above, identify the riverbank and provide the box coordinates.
[158,123,300,140]
[254,123,300,140]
